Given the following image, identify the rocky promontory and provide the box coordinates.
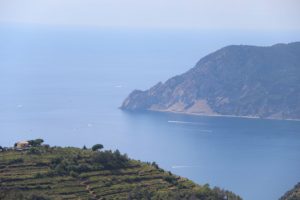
[121,42,300,120]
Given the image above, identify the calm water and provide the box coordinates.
[1,25,300,200]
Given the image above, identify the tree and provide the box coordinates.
[151,162,159,169]
[29,139,44,147]
[82,145,87,150]
[92,144,104,151]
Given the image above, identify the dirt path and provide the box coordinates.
[80,179,99,200]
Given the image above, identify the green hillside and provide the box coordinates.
[0,140,241,200]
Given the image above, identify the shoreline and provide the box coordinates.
[147,109,300,122]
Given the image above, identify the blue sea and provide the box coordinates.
[1,24,300,200]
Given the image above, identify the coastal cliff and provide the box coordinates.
[121,42,300,120]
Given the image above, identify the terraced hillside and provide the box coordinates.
[0,143,241,200]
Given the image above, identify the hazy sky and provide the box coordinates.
[0,0,300,30]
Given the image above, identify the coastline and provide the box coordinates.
[147,108,300,122]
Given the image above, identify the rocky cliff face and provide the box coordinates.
[121,42,300,120]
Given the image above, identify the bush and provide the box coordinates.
[70,171,79,178]
[54,163,68,176]
[34,173,44,179]
[49,156,93,176]
[28,147,42,155]
[164,176,177,185]
[90,150,129,170]
[8,158,24,165]
[51,157,63,165]
[29,194,50,200]
[128,186,152,200]
[46,170,56,177]
[77,163,92,173]
[0,191,50,200]
[36,162,48,167]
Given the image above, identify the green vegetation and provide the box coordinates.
[28,139,44,147]
[0,140,242,200]
[280,183,300,200]
[91,144,104,151]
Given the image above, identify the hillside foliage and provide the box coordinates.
[0,142,242,200]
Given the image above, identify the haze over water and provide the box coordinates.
[1,26,300,200]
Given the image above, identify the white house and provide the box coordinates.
[15,141,30,149]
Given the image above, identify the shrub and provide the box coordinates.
[34,173,44,179]
[0,191,50,200]
[91,150,129,170]
[27,194,50,200]
[51,157,63,165]
[28,147,42,154]
[54,163,68,176]
[70,171,79,178]
[128,186,152,200]
[8,158,24,165]
[77,163,92,173]
[36,162,48,167]
[46,170,56,177]
[164,176,177,185]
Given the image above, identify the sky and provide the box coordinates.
[0,0,300,30]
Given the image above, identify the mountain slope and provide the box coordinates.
[0,143,241,200]
[121,42,300,120]
[280,183,300,200]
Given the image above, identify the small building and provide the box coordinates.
[15,141,29,149]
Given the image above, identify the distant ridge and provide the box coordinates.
[121,42,300,120]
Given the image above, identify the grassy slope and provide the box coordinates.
[0,145,242,200]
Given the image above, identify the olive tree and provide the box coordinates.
[92,144,104,151]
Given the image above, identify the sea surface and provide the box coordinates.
[1,25,300,200]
